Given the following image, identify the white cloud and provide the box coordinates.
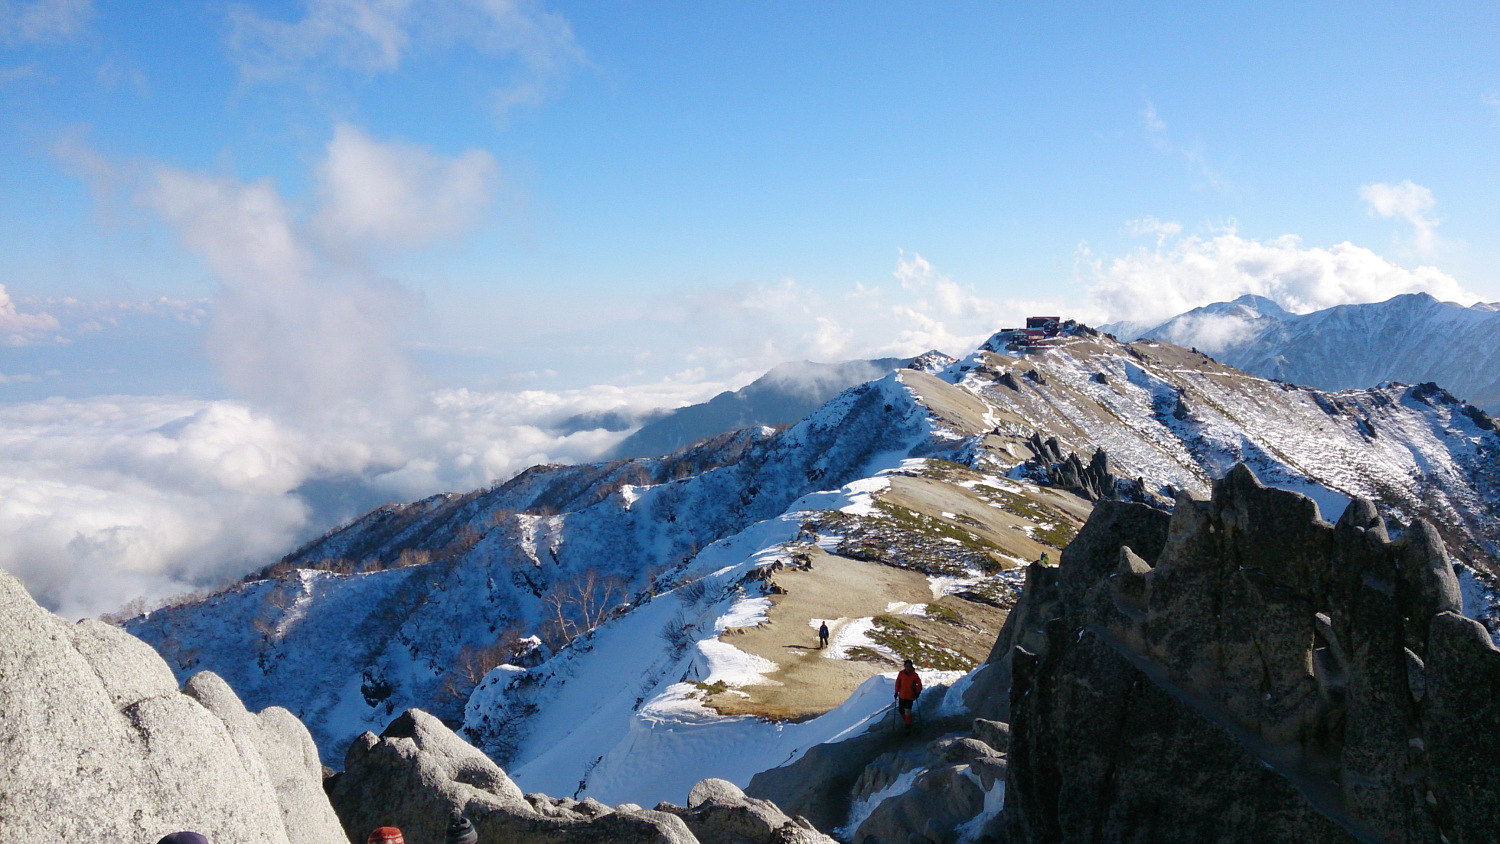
[1484,92,1500,116]
[651,253,1062,378]
[227,0,584,116]
[139,164,418,416]
[315,124,499,249]
[0,378,726,620]
[228,0,412,77]
[1126,216,1182,246]
[0,283,61,344]
[1360,179,1441,256]
[1082,226,1476,328]
[0,0,90,44]
[135,126,504,416]
[1142,100,1230,191]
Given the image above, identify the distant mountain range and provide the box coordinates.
[1112,292,1500,413]
[607,355,944,458]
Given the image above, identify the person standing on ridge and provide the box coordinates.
[895,659,923,732]
[818,620,830,649]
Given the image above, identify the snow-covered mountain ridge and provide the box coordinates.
[607,356,931,459]
[127,326,1500,809]
[1126,292,1500,413]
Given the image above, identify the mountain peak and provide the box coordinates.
[1227,293,1292,318]
[1139,291,1500,413]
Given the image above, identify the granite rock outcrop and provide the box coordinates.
[1000,464,1500,843]
[0,568,345,843]
[328,709,837,844]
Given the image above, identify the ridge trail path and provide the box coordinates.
[706,547,1003,720]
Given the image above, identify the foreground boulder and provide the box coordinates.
[746,686,973,832]
[847,728,1009,844]
[1002,464,1500,843]
[329,709,835,843]
[0,569,345,842]
[657,777,835,844]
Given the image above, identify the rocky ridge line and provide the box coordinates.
[999,464,1500,842]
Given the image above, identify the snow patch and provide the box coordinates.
[689,639,779,687]
[839,767,922,839]
[1457,562,1500,647]
[928,574,982,600]
[824,616,882,661]
[715,596,771,631]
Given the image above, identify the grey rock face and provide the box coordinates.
[0,568,344,843]
[327,708,843,844]
[658,777,838,844]
[971,718,1010,754]
[745,701,973,832]
[1000,463,1500,843]
[854,761,991,844]
[1025,433,1121,503]
[834,730,1008,844]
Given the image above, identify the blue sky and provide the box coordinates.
[2,0,1499,615]
[5,2,1499,374]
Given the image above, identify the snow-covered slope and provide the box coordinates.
[607,356,917,458]
[128,327,1500,810]
[128,374,948,763]
[1129,292,1500,413]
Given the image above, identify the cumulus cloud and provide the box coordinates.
[315,124,499,249]
[0,283,61,344]
[0,0,90,44]
[0,377,727,620]
[1360,180,1441,256]
[227,0,585,116]
[884,251,1039,354]
[135,126,506,415]
[650,253,1063,381]
[141,165,417,415]
[1081,225,1476,330]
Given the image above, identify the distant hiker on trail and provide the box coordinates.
[818,620,830,648]
[158,834,209,844]
[447,813,479,844]
[367,827,404,844]
[895,659,923,732]
[1039,551,1049,564]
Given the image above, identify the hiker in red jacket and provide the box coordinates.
[894,659,923,732]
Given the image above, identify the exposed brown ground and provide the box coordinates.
[705,546,1007,721]
[699,369,1097,722]
[882,473,1085,566]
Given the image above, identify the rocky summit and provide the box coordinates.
[0,567,346,843]
[997,464,1500,843]
[326,706,835,844]
[0,561,837,842]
